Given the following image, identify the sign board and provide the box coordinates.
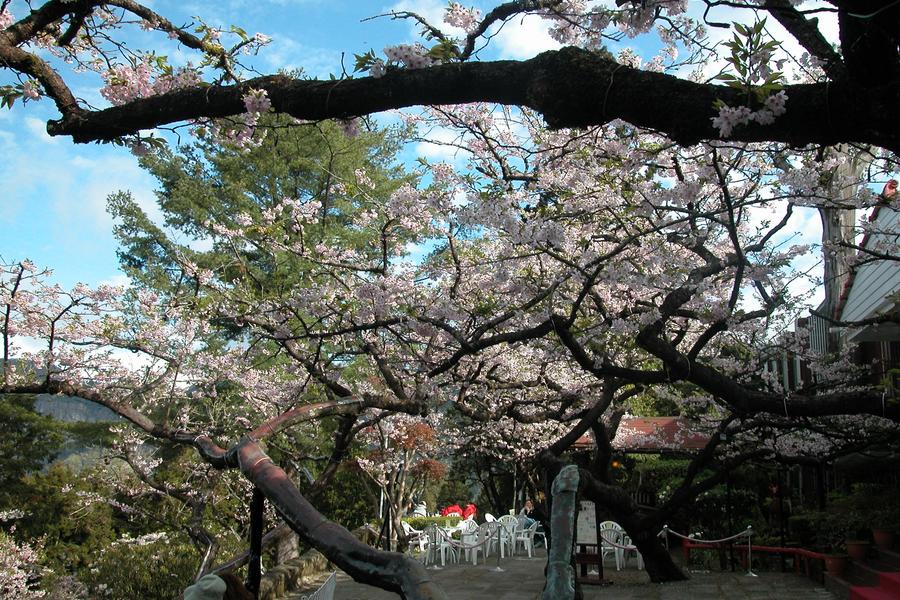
[576,500,597,544]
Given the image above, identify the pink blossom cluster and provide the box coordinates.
[100,58,201,106]
[22,80,40,101]
[205,88,273,149]
[444,3,482,34]
[0,8,13,29]
[369,59,386,78]
[337,117,360,138]
[383,44,435,70]
[711,91,788,137]
[354,168,375,190]
[0,532,44,600]
[243,88,271,114]
[618,0,687,38]
[126,138,150,157]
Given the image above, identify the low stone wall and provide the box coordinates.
[259,525,379,600]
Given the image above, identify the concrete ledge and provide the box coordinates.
[260,525,379,600]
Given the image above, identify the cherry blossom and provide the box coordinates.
[444,3,481,34]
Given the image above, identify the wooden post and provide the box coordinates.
[247,487,265,598]
[594,502,604,581]
[816,463,826,510]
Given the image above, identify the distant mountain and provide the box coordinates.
[33,394,120,423]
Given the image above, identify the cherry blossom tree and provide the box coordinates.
[3,123,898,590]
[4,1,900,598]
[0,259,446,597]
[0,523,44,600]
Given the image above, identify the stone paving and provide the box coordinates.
[285,548,838,600]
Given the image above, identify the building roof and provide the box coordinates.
[573,417,711,454]
[838,202,900,342]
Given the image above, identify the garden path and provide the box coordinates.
[285,548,837,600]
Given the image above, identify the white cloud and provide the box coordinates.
[414,126,466,162]
[176,233,215,253]
[386,0,561,59]
[24,117,59,144]
[260,37,339,78]
[66,154,163,230]
[97,273,133,289]
[491,14,562,60]
[107,347,155,372]
[9,335,46,355]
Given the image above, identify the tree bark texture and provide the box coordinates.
[46,47,900,152]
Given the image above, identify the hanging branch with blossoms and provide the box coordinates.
[0,258,455,599]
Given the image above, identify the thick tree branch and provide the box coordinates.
[237,441,447,600]
[45,47,900,152]
[636,330,899,421]
[762,0,847,80]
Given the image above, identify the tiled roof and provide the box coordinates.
[573,417,710,453]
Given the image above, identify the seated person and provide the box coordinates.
[519,499,546,524]
[519,498,547,546]
[412,501,428,517]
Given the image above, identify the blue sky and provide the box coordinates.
[0,0,573,288]
[0,0,829,298]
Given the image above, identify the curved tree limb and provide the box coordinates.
[236,440,448,600]
[44,47,900,152]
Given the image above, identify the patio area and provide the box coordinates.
[285,548,838,600]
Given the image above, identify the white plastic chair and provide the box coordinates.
[435,525,458,566]
[298,571,336,600]
[471,522,499,565]
[533,525,547,549]
[458,518,479,562]
[484,513,496,522]
[598,521,643,570]
[620,532,644,570]
[599,521,624,570]
[401,521,427,553]
[514,521,539,558]
[498,514,519,556]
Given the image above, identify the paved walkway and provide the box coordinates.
[286,549,837,600]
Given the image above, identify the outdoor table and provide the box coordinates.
[424,524,464,566]
[574,543,606,584]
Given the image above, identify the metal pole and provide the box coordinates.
[492,524,504,572]
[247,488,265,598]
[512,463,517,515]
[746,526,757,577]
[727,475,735,572]
[778,468,786,572]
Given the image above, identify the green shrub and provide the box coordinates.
[403,516,461,530]
[81,533,197,600]
[11,465,117,573]
[788,513,815,546]
[315,463,377,530]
